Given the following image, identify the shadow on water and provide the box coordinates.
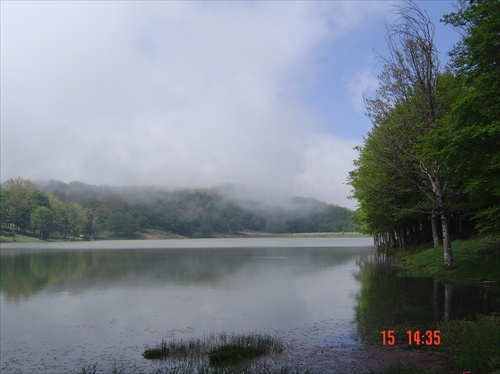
[353,252,500,345]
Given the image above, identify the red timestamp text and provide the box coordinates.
[381,330,441,346]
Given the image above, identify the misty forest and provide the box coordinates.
[348,0,499,266]
[0,178,355,240]
[1,1,499,251]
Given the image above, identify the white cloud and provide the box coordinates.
[293,136,359,209]
[1,1,391,208]
[348,67,380,113]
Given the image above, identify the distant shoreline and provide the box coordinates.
[0,229,370,245]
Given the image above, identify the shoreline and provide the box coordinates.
[0,230,370,244]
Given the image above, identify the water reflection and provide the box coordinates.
[1,239,373,373]
[1,246,367,302]
[354,253,500,344]
[2,239,498,373]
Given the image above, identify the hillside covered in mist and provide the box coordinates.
[1,178,355,240]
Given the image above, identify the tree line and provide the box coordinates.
[0,178,355,240]
[348,0,499,266]
[0,178,96,240]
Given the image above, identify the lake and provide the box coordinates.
[1,237,498,373]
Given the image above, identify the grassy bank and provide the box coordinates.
[390,236,500,284]
[1,231,45,243]
[0,230,85,244]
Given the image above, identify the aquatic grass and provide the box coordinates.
[208,344,265,366]
[77,361,125,374]
[79,363,97,374]
[143,332,283,362]
[142,338,213,359]
[143,332,285,372]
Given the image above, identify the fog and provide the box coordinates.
[0,1,459,209]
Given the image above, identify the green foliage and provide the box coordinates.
[105,211,139,237]
[273,204,355,233]
[349,0,500,259]
[0,178,90,240]
[30,180,354,238]
[49,197,86,239]
[348,1,456,252]
[2,178,355,239]
[82,208,98,240]
[30,206,54,240]
[0,189,9,228]
[441,0,500,236]
[2,178,39,231]
[443,0,500,82]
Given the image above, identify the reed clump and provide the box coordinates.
[143,332,284,369]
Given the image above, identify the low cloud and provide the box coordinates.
[1,1,392,209]
[293,136,358,209]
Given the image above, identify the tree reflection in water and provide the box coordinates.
[353,252,499,345]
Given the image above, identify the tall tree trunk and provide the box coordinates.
[399,227,405,247]
[373,232,379,249]
[426,167,453,267]
[431,210,440,248]
[441,212,453,267]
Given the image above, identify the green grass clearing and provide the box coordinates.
[0,231,44,243]
[391,236,500,284]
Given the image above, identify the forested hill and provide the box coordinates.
[0,178,355,239]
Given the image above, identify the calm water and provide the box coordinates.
[1,237,498,373]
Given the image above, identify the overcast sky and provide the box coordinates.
[1,1,460,209]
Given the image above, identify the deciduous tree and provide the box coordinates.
[442,0,500,235]
[30,206,54,240]
[351,1,459,266]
